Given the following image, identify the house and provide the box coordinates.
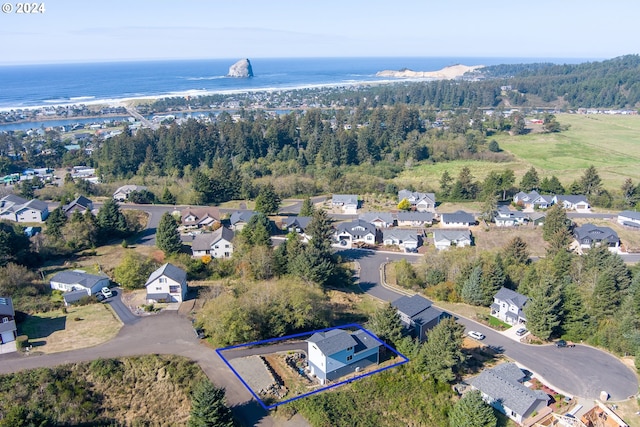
[553,195,591,212]
[618,210,640,229]
[0,195,49,223]
[359,212,395,228]
[397,190,437,213]
[432,229,472,250]
[191,226,234,259]
[331,194,359,214]
[229,210,258,231]
[181,207,221,229]
[490,287,528,326]
[306,328,381,385]
[471,362,549,425]
[113,185,148,202]
[528,212,546,227]
[513,191,553,210]
[573,223,620,250]
[396,211,434,227]
[62,195,93,217]
[494,206,528,227]
[440,210,475,227]
[0,297,17,353]
[382,229,421,252]
[335,219,378,247]
[281,216,312,242]
[50,270,110,295]
[145,263,188,303]
[392,294,450,342]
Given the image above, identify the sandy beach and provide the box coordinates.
[376,64,484,79]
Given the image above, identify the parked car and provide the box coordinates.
[194,327,205,339]
[555,339,575,348]
[95,293,106,302]
[515,327,528,336]
[101,287,113,298]
[467,331,485,340]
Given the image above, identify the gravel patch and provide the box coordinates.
[229,355,278,394]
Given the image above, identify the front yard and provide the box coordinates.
[18,303,122,353]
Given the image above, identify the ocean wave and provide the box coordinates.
[69,96,96,101]
[184,76,226,81]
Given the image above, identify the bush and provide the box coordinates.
[15,335,29,350]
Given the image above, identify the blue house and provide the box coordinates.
[307,329,381,385]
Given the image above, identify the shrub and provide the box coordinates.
[15,335,29,350]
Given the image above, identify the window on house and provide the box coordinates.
[155,287,162,291]
[214,245,219,249]
[347,346,353,352]
[159,278,166,284]
[346,355,353,361]
[169,285,179,293]
[225,244,229,248]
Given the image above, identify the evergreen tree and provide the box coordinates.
[254,183,281,215]
[461,265,484,306]
[16,180,34,199]
[621,178,638,207]
[241,213,272,247]
[299,197,315,216]
[188,380,234,427]
[503,236,530,265]
[451,167,478,200]
[561,282,592,340]
[160,187,176,205]
[539,175,565,194]
[591,270,620,320]
[156,212,182,255]
[520,167,540,192]
[480,255,506,306]
[580,165,602,196]
[449,390,497,427]
[542,204,571,252]
[366,303,404,347]
[96,199,129,241]
[524,276,562,340]
[417,317,465,383]
[45,206,68,239]
[439,170,453,198]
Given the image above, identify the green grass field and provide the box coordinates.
[396,114,640,192]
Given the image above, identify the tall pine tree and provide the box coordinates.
[156,212,182,255]
[188,380,234,427]
[449,390,497,427]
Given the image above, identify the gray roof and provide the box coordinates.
[114,185,147,196]
[494,287,528,310]
[332,194,358,205]
[433,229,471,243]
[145,263,187,287]
[181,206,220,225]
[282,216,312,230]
[471,363,548,417]
[619,210,640,221]
[573,223,619,245]
[396,211,434,222]
[383,229,418,243]
[50,270,109,289]
[0,297,14,316]
[191,227,234,251]
[19,199,48,212]
[0,194,28,208]
[336,219,377,237]
[307,329,357,356]
[441,210,475,225]
[496,206,528,219]
[359,212,395,225]
[351,329,382,353]
[63,289,91,304]
[230,210,258,225]
[63,195,93,213]
[392,294,433,319]
[555,194,589,204]
[398,190,436,205]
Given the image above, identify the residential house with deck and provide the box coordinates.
[331,194,359,214]
[0,297,17,353]
[397,190,437,213]
[392,294,450,342]
[181,207,221,229]
[307,328,381,385]
[494,206,529,227]
[191,226,234,259]
[490,287,528,326]
[573,223,620,250]
[145,263,188,303]
[50,270,110,296]
[513,191,553,210]
[335,219,378,247]
[471,362,550,425]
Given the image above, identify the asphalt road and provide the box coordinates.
[337,248,638,401]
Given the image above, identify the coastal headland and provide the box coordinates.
[376,64,483,79]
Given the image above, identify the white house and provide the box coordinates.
[432,229,472,250]
[552,195,591,212]
[396,211,434,227]
[513,191,553,211]
[331,194,359,214]
[382,229,421,252]
[618,210,640,228]
[0,297,17,353]
[440,210,475,227]
[0,195,49,223]
[397,190,437,213]
[191,226,234,259]
[494,206,528,227]
[281,216,313,242]
[307,328,381,385]
[490,287,528,325]
[181,207,221,229]
[471,363,549,425]
[113,185,147,202]
[335,219,377,247]
[359,212,395,228]
[229,210,258,231]
[49,270,110,295]
[145,263,188,303]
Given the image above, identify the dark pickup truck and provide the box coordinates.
[555,339,575,348]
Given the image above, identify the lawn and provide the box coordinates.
[18,303,122,353]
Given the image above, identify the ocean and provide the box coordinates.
[0,57,591,111]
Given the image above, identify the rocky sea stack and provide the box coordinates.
[227,58,254,78]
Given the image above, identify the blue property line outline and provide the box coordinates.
[216,323,410,410]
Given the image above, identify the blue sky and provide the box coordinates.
[1,0,638,64]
